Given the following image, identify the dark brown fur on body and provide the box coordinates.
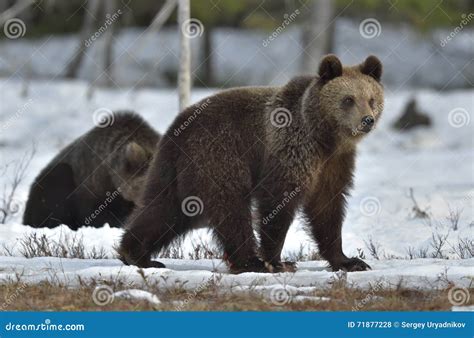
[23,112,160,230]
[119,55,384,273]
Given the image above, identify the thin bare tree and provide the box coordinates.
[0,147,36,224]
[301,0,334,73]
[177,0,191,111]
[102,0,117,87]
[64,0,101,78]
[0,0,34,26]
[125,0,177,90]
[150,0,177,32]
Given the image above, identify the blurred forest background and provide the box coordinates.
[0,0,473,91]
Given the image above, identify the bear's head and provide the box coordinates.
[304,55,384,141]
[111,141,154,203]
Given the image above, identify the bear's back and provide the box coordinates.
[39,112,159,187]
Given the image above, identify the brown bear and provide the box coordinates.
[23,112,160,230]
[119,55,384,273]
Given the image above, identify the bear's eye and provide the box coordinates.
[369,98,375,109]
[342,96,355,107]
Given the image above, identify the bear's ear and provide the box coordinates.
[125,142,147,166]
[318,54,343,84]
[360,55,382,82]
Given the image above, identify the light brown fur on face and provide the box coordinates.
[320,71,383,136]
[306,57,384,143]
[119,55,384,273]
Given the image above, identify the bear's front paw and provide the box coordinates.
[265,261,298,273]
[334,257,371,272]
[119,252,166,269]
[143,260,166,268]
[229,257,267,274]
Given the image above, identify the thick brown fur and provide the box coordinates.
[23,112,160,230]
[119,55,384,272]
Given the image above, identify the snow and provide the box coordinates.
[452,305,474,312]
[113,289,161,306]
[0,256,472,291]
[0,76,473,291]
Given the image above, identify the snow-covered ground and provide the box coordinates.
[1,256,472,291]
[0,78,473,290]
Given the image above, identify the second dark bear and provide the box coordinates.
[119,55,384,273]
[23,112,159,230]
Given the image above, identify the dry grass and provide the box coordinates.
[1,232,109,259]
[1,278,471,311]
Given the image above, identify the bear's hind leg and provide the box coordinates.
[119,197,191,268]
[209,198,264,274]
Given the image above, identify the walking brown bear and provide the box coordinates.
[23,112,159,230]
[119,55,384,273]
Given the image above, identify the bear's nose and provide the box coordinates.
[362,115,374,127]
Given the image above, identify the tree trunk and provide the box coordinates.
[102,0,117,87]
[201,26,213,86]
[0,0,34,26]
[301,0,334,74]
[64,0,101,78]
[128,0,177,94]
[177,0,191,111]
[150,0,177,31]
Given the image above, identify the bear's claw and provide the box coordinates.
[335,257,371,272]
[265,261,298,273]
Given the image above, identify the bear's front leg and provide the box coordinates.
[303,153,371,272]
[258,199,298,273]
[254,177,303,273]
[303,192,370,272]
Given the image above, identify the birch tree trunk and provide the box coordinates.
[301,0,334,73]
[177,0,191,111]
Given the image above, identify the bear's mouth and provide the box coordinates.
[351,125,373,136]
